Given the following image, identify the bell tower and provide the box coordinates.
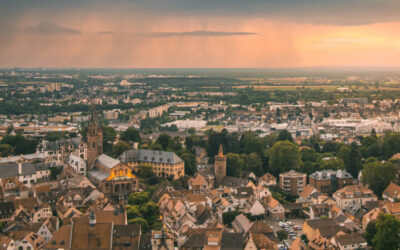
[214,144,226,186]
[86,104,103,169]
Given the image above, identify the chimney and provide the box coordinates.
[18,163,22,175]
[89,210,96,227]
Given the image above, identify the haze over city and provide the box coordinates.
[1,0,400,68]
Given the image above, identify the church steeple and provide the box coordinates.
[218,144,224,157]
[86,104,103,169]
[214,144,226,187]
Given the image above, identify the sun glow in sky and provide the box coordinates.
[1,0,400,68]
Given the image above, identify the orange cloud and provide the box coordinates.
[1,11,400,68]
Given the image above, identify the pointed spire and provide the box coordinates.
[218,144,224,157]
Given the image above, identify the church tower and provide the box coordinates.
[86,104,103,169]
[214,144,226,186]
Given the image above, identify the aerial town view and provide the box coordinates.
[1,1,400,250]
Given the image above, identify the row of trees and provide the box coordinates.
[126,192,162,232]
[0,134,38,157]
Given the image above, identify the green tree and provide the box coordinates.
[320,157,345,170]
[135,165,154,179]
[44,132,68,142]
[381,133,400,160]
[362,161,397,197]
[207,131,223,160]
[126,205,140,219]
[240,131,265,155]
[50,167,62,180]
[269,141,301,176]
[364,220,377,247]
[120,127,141,142]
[242,152,263,177]
[184,137,194,152]
[338,145,362,177]
[1,134,38,155]
[111,141,130,157]
[156,133,171,150]
[128,192,150,205]
[300,234,309,244]
[277,230,288,242]
[371,128,377,138]
[181,152,197,176]
[277,130,293,142]
[222,211,241,227]
[0,144,13,157]
[372,214,400,250]
[103,126,117,154]
[226,153,243,177]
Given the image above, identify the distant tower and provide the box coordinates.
[86,104,103,169]
[214,144,226,186]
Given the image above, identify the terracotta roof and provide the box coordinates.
[299,184,317,199]
[384,202,400,214]
[13,197,39,213]
[251,233,278,250]
[34,185,51,194]
[70,222,113,249]
[73,210,126,225]
[334,185,376,199]
[335,232,366,246]
[264,196,280,209]
[383,182,400,199]
[44,225,72,249]
[0,236,12,250]
[259,173,276,181]
[248,220,274,234]
[190,174,206,186]
[185,193,206,203]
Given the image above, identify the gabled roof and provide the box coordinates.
[250,233,277,250]
[119,149,183,164]
[220,232,244,250]
[383,182,400,198]
[248,220,274,234]
[233,214,251,232]
[221,176,249,188]
[70,222,113,249]
[43,225,71,249]
[335,232,366,246]
[96,154,120,169]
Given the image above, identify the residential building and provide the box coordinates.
[333,185,378,209]
[279,170,307,195]
[382,182,400,202]
[332,232,367,250]
[309,169,355,194]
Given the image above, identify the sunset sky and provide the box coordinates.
[1,0,400,68]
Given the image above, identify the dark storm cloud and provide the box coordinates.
[145,31,258,37]
[1,0,400,26]
[98,31,114,35]
[25,21,81,34]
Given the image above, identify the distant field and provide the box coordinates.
[233,84,400,92]
[233,85,338,91]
